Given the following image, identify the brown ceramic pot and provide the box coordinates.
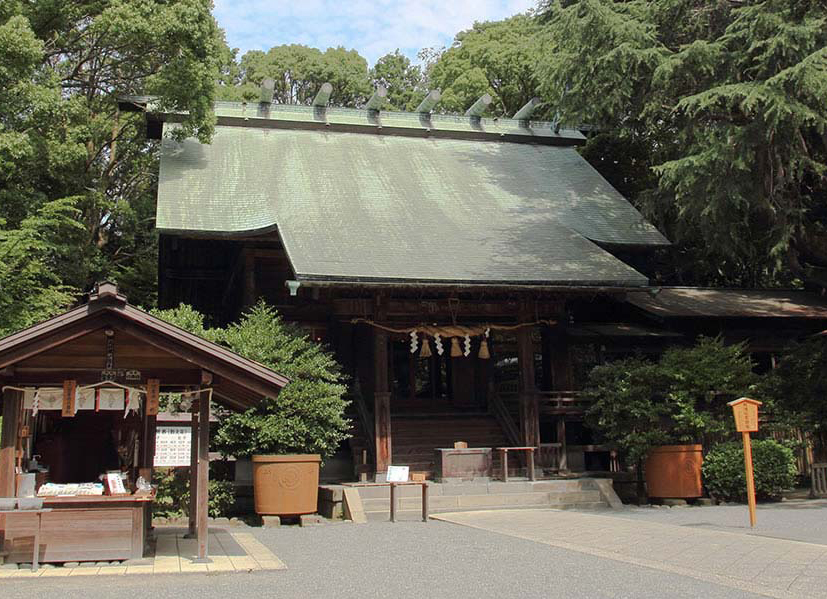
[252,454,321,516]
[644,444,703,499]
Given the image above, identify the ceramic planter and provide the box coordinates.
[644,444,703,499]
[252,454,321,515]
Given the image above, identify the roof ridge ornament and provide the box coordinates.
[415,89,441,114]
[259,78,275,104]
[512,97,542,126]
[465,94,492,119]
[365,86,387,112]
[312,82,333,107]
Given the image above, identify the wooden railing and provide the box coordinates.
[538,443,563,472]
[813,463,827,498]
[488,387,521,447]
[497,390,592,416]
[350,389,375,462]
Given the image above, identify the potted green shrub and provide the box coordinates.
[155,302,349,516]
[585,337,755,501]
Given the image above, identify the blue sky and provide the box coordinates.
[213,0,537,66]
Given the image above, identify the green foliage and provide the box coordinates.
[222,44,372,107]
[371,50,425,111]
[537,0,827,288]
[585,337,755,462]
[0,1,224,331]
[428,15,546,117]
[0,198,82,335]
[153,469,235,519]
[702,440,797,502]
[758,338,827,458]
[152,301,350,459]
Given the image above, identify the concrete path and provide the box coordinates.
[0,528,285,578]
[433,509,827,598]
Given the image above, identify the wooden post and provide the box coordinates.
[421,483,429,522]
[516,325,539,448]
[374,327,391,480]
[528,448,536,481]
[195,390,210,561]
[729,397,762,528]
[389,483,397,522]
[139,390,157,535]
[743,432,757,527]
[502,449,509,483]
[556,418,568,472]
[0,389,22,497]
[187,398,199,538]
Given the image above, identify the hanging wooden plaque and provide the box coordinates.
[61,380,77,417]
[728,397,761,433]
[146,378,160,416]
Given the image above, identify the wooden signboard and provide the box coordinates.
[728,397,762,527]
[145,378,160,416]
[61,380,77,417]
[730,398,761,432]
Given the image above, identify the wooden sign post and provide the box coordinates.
[728,397,762,527]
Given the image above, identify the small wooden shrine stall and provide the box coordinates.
[0,283,288,564]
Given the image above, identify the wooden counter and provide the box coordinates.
[1,494,154,563]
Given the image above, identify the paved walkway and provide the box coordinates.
[433,509,827,598]
[0,528,285,578]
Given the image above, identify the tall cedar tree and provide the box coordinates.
[538,0,827,288]
[0,1,223,333]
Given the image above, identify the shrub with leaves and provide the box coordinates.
[152,469,235,519]
[152,301,350,459]
[585,337,755,463]
[702,440,797,502]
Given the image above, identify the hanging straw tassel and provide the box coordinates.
[419,338,432,359]
[450,337,462,357]
[478,338,490,359]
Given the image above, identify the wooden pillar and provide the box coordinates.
[374,328,391,480]
[140,393,157,534]
[187,398,199,537]
[516,325,539,448]
[195,391,210,562]
[0,389,22,497]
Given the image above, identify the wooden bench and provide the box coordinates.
[496,447,537,482]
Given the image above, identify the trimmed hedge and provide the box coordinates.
[702,440,796,502]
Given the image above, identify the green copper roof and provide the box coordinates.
[157,123,668,287]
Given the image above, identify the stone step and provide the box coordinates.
[365,502,609,521]
[361,490,603,513]
[351,480,599,500]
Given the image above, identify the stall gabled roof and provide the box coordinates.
[154,117,668,288]
[0,283,288,410]
[627,288,827,319]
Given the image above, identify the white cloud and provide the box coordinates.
[213,0,537,65]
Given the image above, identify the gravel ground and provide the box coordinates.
[2,519,765,599]
[610,498,827,545]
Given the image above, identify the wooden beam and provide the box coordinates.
[0,316,108,370]
[0,389,22,497]
[196,390,210,561]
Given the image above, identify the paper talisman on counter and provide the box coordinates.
[104,471,128,495]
